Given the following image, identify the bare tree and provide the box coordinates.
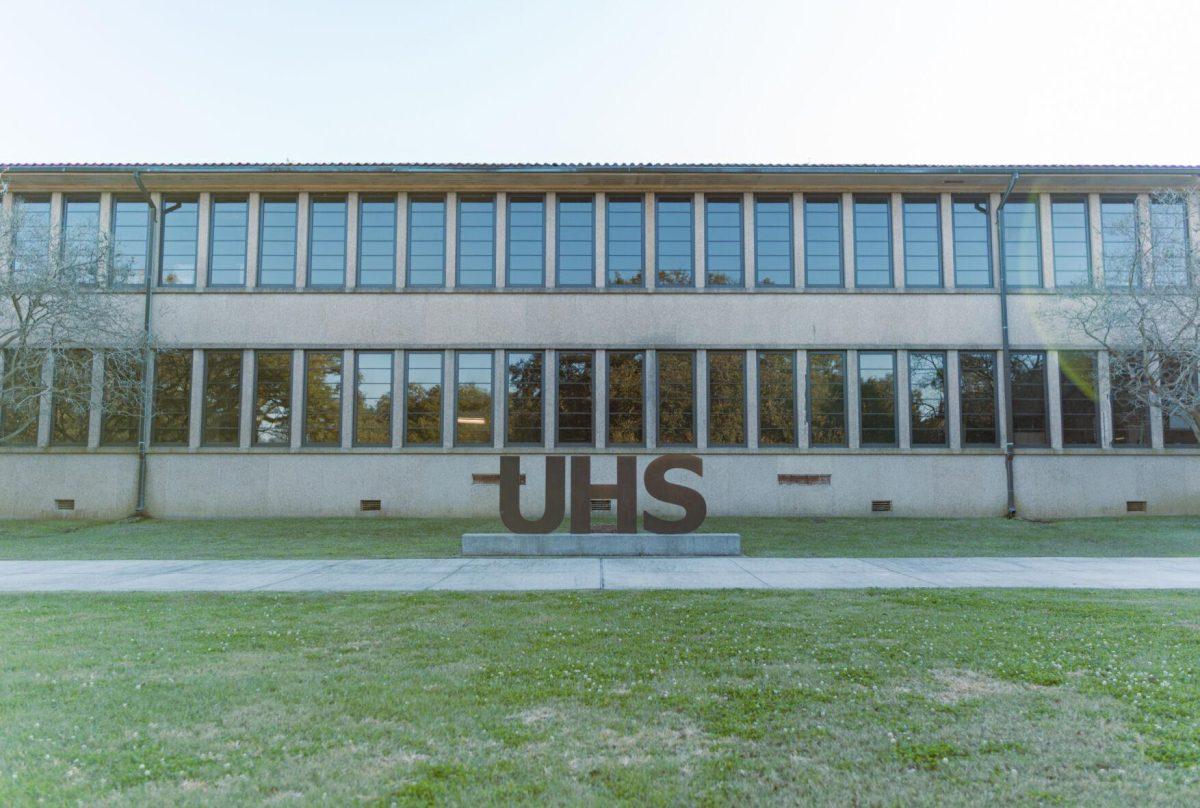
[0,179,150,446]
[1061,188,1200,442]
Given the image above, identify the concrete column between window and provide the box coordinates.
[394,192,408,289]
[544,191,557,288]
[1136,194,1153,284]
[695,349,708,449]
[1039,193,1055,289]
[48,192,64,263]
[1087,193,1104,288]
[792,193,805,289]
[295,192,309,289]
[345,192,359,290]
[745,349,758,449]
[742,192,755,289]
[946,350,962,450]
[841,192,855,289]
[1097,350,1113,449]
[693,192,705,289]
[445,192,457,289]
[1046,350,1064,451]
[492,349,504,450]
[188,349,204,449]
[795,349,810,450]
[994,348,1010,450]
[846,350,860,449]
[1188,192,1200,283]
[37,355,53,448]
[644,350,657,449]
[891,193,905,289]
[391,349,405,449]
[645,194,656,290]
[989,192,1002,288]
[441,349,455,448]
[896,349,911,449]
[495,191,507,289]
[594,349,607,449]
[98,193,113,281]
[87,351,104,449]
[195,192,210,290]
[543,349,556,450]
[239,350,254,449]
[340,349,355,449]
[939,192,954,289]
[290,350,305,449]
[246,192,261,289]
[1150,382,1166,450]
[594,192,606,289]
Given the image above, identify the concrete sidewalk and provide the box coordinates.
[1,556,1199,591]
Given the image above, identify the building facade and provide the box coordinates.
[1,163,1198,520]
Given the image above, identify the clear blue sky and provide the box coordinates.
[4,0,1198,165]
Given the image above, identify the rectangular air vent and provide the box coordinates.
[472,473,526,485]
[871,500,893,513]
[360,499,382,512]
[1126,500,1147,513]
[54,499,75,511]
[778,474,832,486]
[590,499,612,512]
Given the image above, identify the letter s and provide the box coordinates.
[642,454,706,534]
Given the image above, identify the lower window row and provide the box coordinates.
[16,347,1192,450]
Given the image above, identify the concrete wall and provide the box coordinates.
[1,451,1195,521]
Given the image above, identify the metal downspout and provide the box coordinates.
[131,172,158,517]
[995,171,1020,517]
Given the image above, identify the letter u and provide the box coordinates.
[499,456,566,533]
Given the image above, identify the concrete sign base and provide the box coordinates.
[461,533,742,557]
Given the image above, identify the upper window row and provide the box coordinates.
[10,193,1194,290]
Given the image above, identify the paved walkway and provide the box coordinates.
[1,557,1199,591]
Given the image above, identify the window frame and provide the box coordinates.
[505,193,546,288]
[207,195,250,288]
[999,195,1044,289]
[803,195,844,288]
[555,194,596,288]
[306,194,348,289]
[1009,350,1050,448]
[901,195,943,288]
[707,350,747,447]
[753,194,794,288]
[656,350,697,447]
[654,194,695,288]
[958,350,999,448]
[455,193,497,288]
[452,350,495,447]
[403,351,445,447]
[1049,194,1092,288]
[951,195,994,288]
[852,195,893,288]
[406,194,447,288]
[356,194,398,289]
[857,350,899,448]
[504,349,545,447]
[807,350,848,447]
[704,195,744,288]
[352,350,395,448]
[109,196,152,288]
[301,350,343,447]
[605,350,646,448]
[604,194,646,288]
[1058,350,1100,448]
[158,195,199,288]
[257,195,299,288]
[251,349,293,448]
[756,349,797,448]
[908,350,948,447]
[555,350,596,447]
[200,349,242,447]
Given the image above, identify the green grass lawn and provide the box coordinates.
[0,515,1199,559]
[1,590,1198,804]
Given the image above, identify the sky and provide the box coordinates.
[3,0,1199,165]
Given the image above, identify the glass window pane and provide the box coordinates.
[1101,197,1138,288]
[253,351,292,446]
[854,197,892,287]
[1010,351,1048,446]
[112,200,150,286]
[457,195,495,287]
[51,349,92,446]
[358,197,396,287]
[607,351,644,445]
[1001,198,1042,288]
[1150,199,1189,287]
[304,351,342,446]
[1059,351,1098,446]
[202,350,241,446]
[557,351,594,445]
[405,352,443,445]
[1160,358,1199,446]
[959,351,997,446]
[556,196,594,287]
[754,196,793,287]
[808,352,846,446]
[160,198,198,286]
[707,351,745,445]
[705,197,742,287]
[657,351,695,445]
[952,196,992,288]
[455,352,493,445]
[152,350,191,446]
[308,197,346,287]
[1,350,44,445]
[407,197,446,286]
[1051,197,1091,287]
[209,198,248,286]
[506,196,544,287]
[606,196,645,287]
[858,352,896,446]
[1109,351,1150,448]
[903,196,942,287]
[805,197,842,287]
[656,197,694,287]
[908,352,946,446]
[259,199,297,286]
[506,352,543,445]
[12,196,52,276]
[352,351,392,446]
[100,353,142,446]
[758,351,795,446]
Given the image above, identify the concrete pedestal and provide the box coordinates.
[461,533,742,557]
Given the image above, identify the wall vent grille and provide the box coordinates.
[472,473,525,485]
[871,500,893,513]
[778,474,832,486]
[360,499,382,512]
[1126,500,1147,513]
[54,499,75,511]
[590,499,612,512]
